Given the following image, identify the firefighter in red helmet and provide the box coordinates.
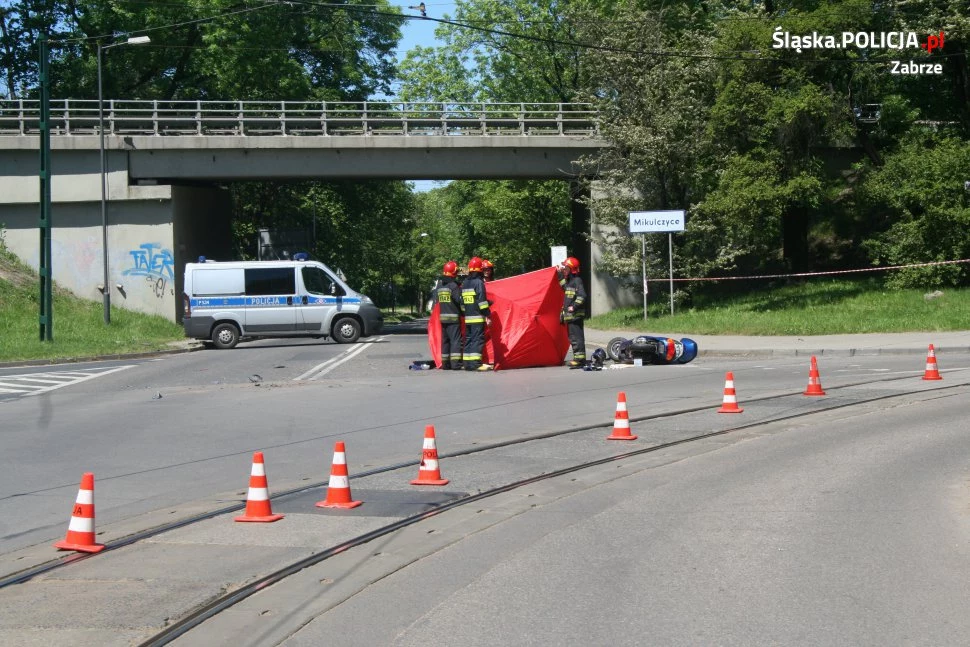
[435,260,463,369]
[558,256,587,367]
[461,256,492,371]
[481,258,495,282]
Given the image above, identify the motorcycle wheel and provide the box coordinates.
[606,337,626,362]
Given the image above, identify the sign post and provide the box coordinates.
[668,233,675,315]
[641,235,648,320]
[628,210,685,319]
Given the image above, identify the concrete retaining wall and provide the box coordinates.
[0,146,230,321]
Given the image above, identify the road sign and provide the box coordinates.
[628,210,685,233]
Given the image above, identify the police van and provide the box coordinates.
[182,256,383,349]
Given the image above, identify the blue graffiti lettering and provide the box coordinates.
[123,243,174,280]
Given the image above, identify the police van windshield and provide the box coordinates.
[302,266,345,296]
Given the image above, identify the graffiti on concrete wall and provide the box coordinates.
[123,243,175,299]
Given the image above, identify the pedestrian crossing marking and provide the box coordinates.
[0,365,135,399]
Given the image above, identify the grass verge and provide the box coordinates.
[587,278,970,335]
[0,251,185,363]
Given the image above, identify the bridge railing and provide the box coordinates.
[0,99,599,137]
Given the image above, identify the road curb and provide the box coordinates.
[0,343,204,370]
[693,346,970,358]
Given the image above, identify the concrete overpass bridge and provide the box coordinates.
[0,100,632,322]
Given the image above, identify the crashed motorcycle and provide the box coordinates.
[605,335,698,365]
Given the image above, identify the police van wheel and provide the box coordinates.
[332,317,361,344]
[211,323,240,350]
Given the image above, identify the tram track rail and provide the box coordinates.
[1,371,966,644]
[0,370,957,595]
[147,374,968,645]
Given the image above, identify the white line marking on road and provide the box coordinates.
[0,365,135,399]
[0,382,44,392]
[14,376,70,384]
[294,337,385,381]
[25,365,135,396]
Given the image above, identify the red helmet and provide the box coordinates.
[564,256,580,273]
[442,260,458,277]
[482,259,494,270]
[467,256,484,272]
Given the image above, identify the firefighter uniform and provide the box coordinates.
[560,268,587,366]
[461,270,491,371]
[435,274,463,369]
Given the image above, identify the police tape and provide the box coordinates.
[647,258,970,283]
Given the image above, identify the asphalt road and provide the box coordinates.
[1,330,970,645]
[1,332,967,556]
[250,386,970,647]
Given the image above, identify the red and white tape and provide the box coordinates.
[646,258,970,283]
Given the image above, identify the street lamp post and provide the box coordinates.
[98,35,150,324]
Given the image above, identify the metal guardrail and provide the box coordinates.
[0,99,599,137]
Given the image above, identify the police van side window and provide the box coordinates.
[245,267,295,296]
[302,267,345,296]
[193,269,244,296]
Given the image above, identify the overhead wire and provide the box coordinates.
[279,0,959,65]
[49,1,284,45]
[42,0,960,64]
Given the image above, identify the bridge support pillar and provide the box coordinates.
[569,180,591,304]
[588,181,641,317]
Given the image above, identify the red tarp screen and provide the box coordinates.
[428,267,570,370]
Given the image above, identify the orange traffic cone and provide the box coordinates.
[607,391,638,440]
[54,472,105,553]
[411,425,449,485]
[922,344,943,381]
[234,452,284,523]
[717,372,744,413]
[803,356,827,396]
[316,441,362,509]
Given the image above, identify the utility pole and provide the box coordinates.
[38,33,53,341]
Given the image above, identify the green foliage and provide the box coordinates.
[573,2,716,282]
[582,0,970,294]
[410,180,572,289]
[398,0,590,103]
[859,130,970,288]
[10,0,402,101]
[397,0,595,284]
[230,180,417,306]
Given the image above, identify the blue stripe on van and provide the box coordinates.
[190,296,362,308]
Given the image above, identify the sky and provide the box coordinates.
[388,1,458,60]
[387,1,459,192]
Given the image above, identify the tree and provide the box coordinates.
[888,0,970,132]
[858,130,970,288]
[231,180,417,305]
[398,0,592,104]
[398,0,603,281]
[410,180,571,282]
[1,0,401,100]
[5,0,423,304]
[578,0,967,293]
[572,1,718,285]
